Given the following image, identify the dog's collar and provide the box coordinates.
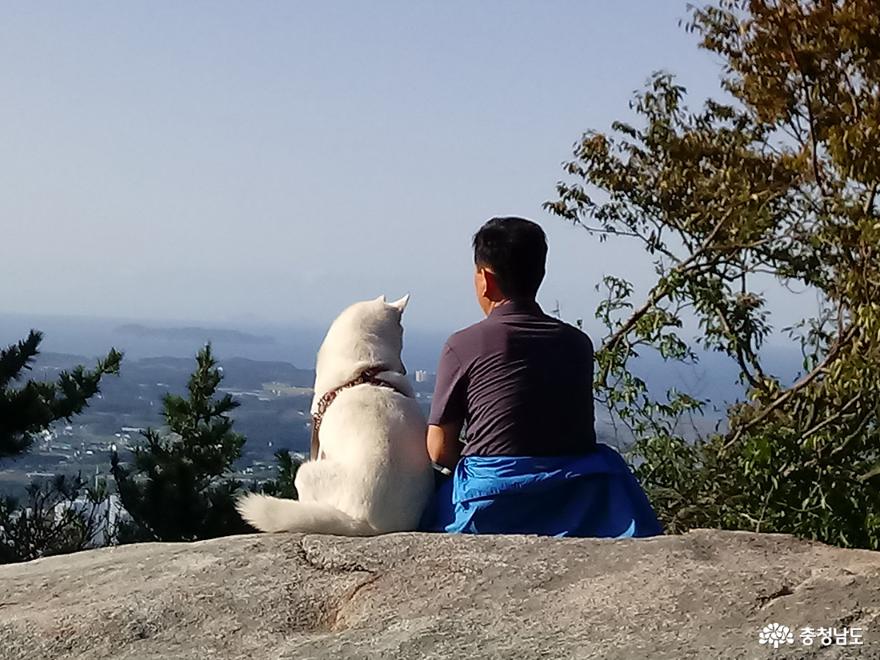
[310,365,406,459]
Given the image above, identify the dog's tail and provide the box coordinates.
[236,493,377,536]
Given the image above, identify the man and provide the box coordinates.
[420,217,661,537]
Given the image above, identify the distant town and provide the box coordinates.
[0,350,438,499]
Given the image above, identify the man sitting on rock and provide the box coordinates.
[420,216,661,537]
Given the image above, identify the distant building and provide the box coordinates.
[414,370,429,383]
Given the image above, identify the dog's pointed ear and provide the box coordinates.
[375,294,387,303]
[389,294,410,313]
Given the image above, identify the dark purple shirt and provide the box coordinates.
[428,300,597,457]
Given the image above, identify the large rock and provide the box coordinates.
[1,530,878,659]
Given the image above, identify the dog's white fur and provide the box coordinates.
[236,295,434,536]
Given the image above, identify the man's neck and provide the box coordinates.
[485,298,540,318]
[487,298,512,313]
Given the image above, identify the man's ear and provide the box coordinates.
[483,269,504,301]
[389,294,410,313]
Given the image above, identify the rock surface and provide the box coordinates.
[1,530,879,659]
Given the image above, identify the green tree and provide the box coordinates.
[546,0,880,548]
[111,343,250,541]
[0,330,122,457]
[0,332,122,563]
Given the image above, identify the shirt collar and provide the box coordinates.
[488,299,543,318]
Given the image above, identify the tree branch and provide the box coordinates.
[598,211,733,385]
[722,323,858,450]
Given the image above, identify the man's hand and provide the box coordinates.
[427,422,463,470]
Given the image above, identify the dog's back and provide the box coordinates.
[307,381,431,531]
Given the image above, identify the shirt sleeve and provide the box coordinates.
[427,342,467,426]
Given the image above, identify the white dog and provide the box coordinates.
[236,295,434,536]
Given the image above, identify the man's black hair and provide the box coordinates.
[472,216,547,299]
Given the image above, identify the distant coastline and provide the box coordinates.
[114,324,276,345]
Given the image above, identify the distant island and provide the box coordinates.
[115,324,276,345]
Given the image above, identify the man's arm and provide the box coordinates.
[426,341,467,470]
[427,421,463,471]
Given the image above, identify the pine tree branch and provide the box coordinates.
[0,330,42,390]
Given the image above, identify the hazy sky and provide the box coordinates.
[2,2,758,338]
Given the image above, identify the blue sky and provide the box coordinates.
[1,2,752,339]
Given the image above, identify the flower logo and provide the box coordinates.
[759,623,795,649]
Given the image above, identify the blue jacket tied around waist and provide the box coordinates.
[420,444,662,538]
